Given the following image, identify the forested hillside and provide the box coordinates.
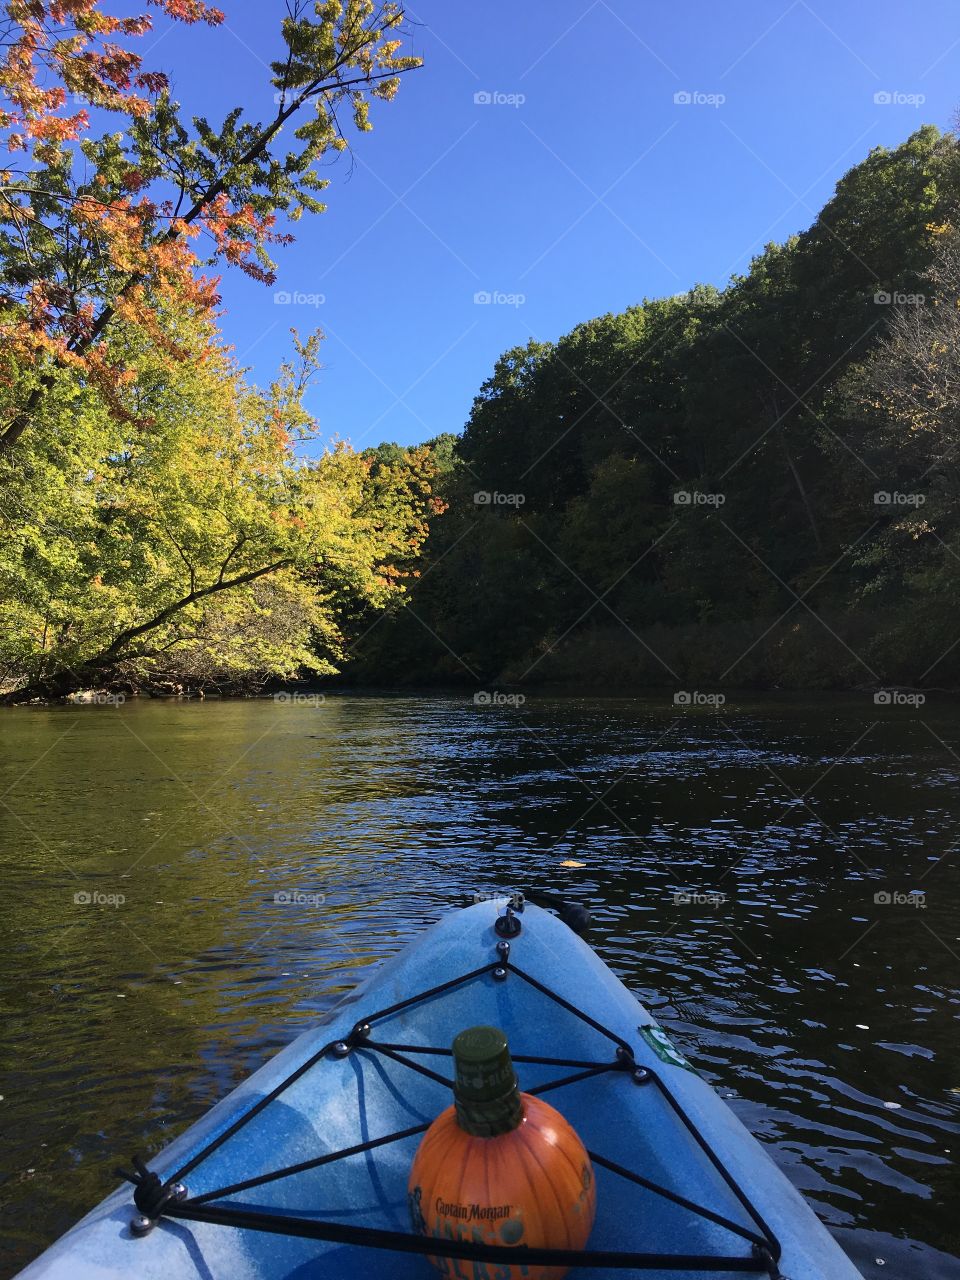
[352,126,960,691]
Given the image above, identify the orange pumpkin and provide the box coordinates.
[408,1025,596,1280]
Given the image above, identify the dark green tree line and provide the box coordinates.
[348,126,960,692]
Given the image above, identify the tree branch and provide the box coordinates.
[0,9,417,455]
[99,557,292,660]
[218,535,248,584]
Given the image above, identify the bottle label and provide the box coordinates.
[434,1199,514,1224]
[409,1187,528,1278]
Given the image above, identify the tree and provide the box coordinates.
[0,309,441,698]
[833,224,960,682]
[0,0,420,454]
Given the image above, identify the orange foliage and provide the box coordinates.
[0,0,239,422]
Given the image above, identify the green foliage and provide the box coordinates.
[0,1,436,699]
[0,310,439,697]
[356,126,960,691]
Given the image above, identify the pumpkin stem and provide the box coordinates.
[452,1025,524,1137]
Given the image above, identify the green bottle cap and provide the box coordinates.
[452,1025,524,1137]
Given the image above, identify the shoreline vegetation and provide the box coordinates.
[0,1,430,707]
[1,675,949,707]
[3,7,960,706]
[343,127,960,701]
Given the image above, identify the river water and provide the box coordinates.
[0,694,958,1278]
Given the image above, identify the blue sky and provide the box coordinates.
[147,0,960,452]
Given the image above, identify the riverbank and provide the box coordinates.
[2,677,951,708]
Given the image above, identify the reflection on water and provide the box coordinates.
[0,694,958,1278]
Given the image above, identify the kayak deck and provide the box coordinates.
[17,901,864,1279]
